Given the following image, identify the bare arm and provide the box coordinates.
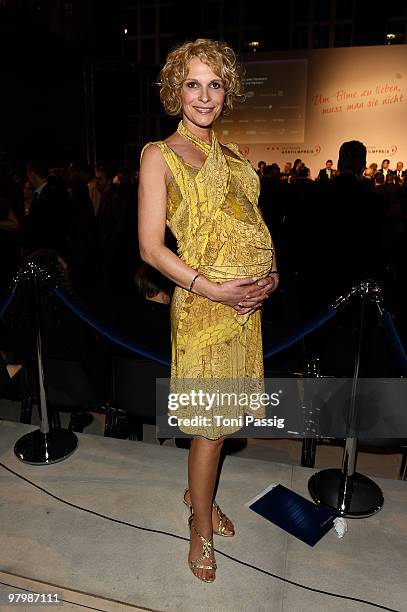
[138,144,217,297]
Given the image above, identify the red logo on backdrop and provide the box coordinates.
[314,145,321,156]
[390,145,397,156]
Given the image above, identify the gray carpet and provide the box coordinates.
[0,420,406,612]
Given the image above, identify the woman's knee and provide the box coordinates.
[192,435,225,450]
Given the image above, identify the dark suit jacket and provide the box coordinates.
[97,187,127,251]
[318,168,334,181]
[0,227,21,293]
[22,182,68,255]
[293,174,384,311]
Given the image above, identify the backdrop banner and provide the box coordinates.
[216,44,407,177]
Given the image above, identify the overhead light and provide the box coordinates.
[247,41,261,53]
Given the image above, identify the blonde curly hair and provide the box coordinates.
[158,39,245,117]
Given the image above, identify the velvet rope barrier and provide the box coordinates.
[52,282,407,376]
[53,287,171,367]
[263,306,338,359]
[0,279,19,317]
[1,252,406,375]
[52,285,356,367]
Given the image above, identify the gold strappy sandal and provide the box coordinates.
[183,488,235,537]
[188,514,217,583]
[212,500,235,537]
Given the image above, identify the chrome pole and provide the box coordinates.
[14,260,78,464]
[308,281,384,517]
[336,283,367,513]
[301,355,321,468]
[34,276,50,435]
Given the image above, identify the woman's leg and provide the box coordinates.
[188,436,224,581]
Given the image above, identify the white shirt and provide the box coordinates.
[34,181,48,197]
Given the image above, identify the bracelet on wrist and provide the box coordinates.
[189,273,201,292]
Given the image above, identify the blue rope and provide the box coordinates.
[55,285,340,365]
[264,307,338,358]
[1,264,404,373]
[381,312,407,376]
[53,287,171,367]
[0,277,20,318]
[1,276,404,373]
[0,291,14,318]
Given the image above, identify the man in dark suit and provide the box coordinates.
[96,165,127,247]
[317,159,334,181]
[23,159,68,255]
[394,161,406,181]
[377,158,394,180]
[295,141,386,376]
[96,165,127,312]
[299,141,384,309]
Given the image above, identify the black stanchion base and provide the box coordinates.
[308,468,384,518]
[14,428,78,464]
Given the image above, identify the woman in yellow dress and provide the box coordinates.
[138,39,278,583]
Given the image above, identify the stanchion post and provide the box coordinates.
[301,356,321,468]
[308,281,384,517]
[14,256,79,464]
[336,283,367,513]
[33,275,51,435]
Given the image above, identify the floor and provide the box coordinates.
[0,407,406,612]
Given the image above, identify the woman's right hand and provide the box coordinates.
[209,277,266,309]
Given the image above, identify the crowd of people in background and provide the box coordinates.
[256,156,407,186]
[257,149,407,340]
[0,159,141,316]
[1,150,406,311]
[1,149,406,324]
[0,158,156,430]
[256,154,407,268]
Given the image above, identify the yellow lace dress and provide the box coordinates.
[142,121,274,439]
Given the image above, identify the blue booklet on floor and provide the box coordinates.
[247,484,335,546]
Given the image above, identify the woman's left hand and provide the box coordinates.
[234,273,279,316]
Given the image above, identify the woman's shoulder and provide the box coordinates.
[140,131,180,163]
[140,142,173,178]
[140,141,165,161]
